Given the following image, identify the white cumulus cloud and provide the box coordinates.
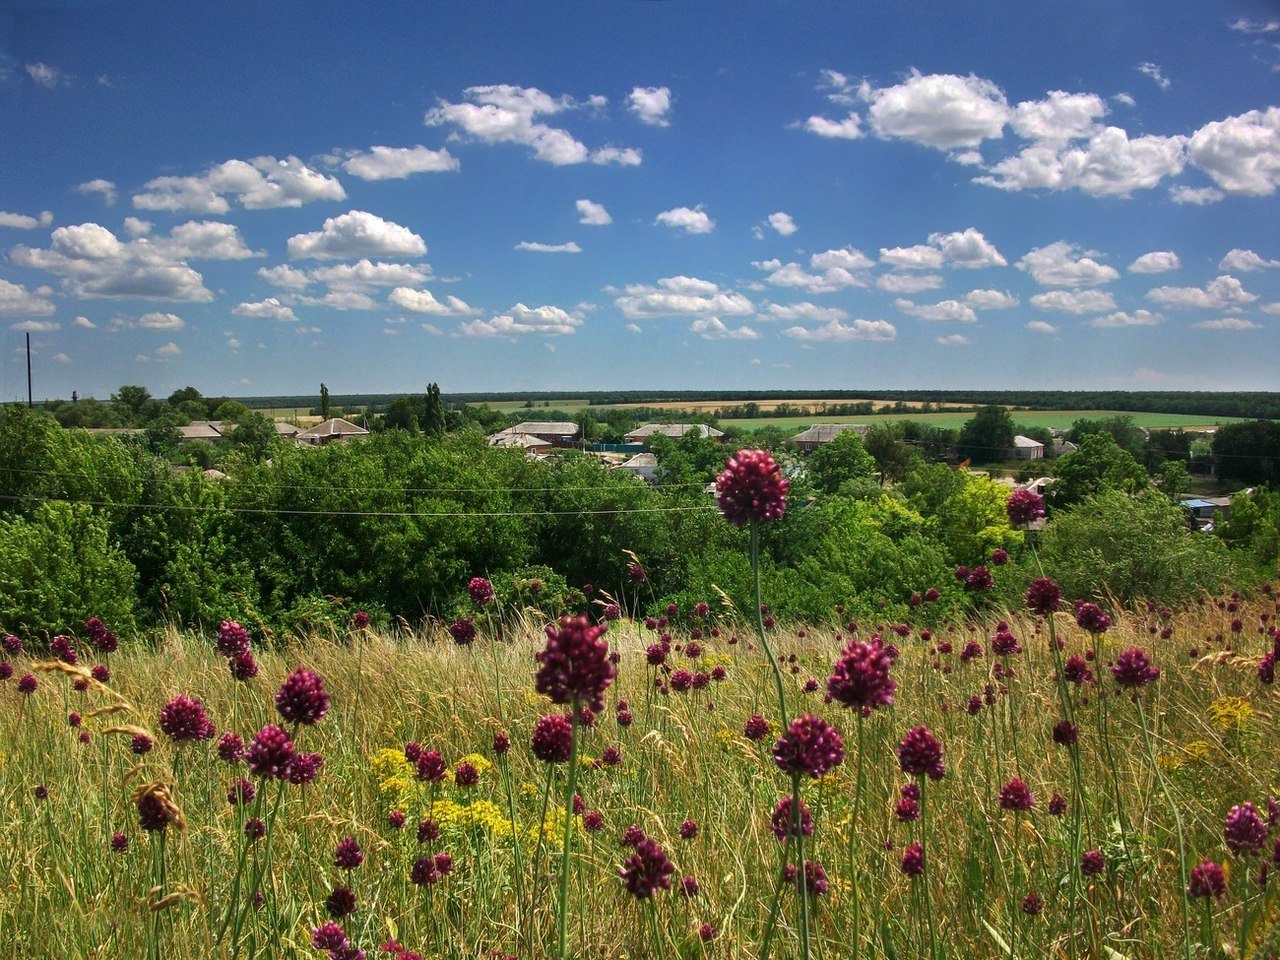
[876,273,944,294]
[576,199,612,225]
[1137,62,1171,91]
[864,70,1009,150]
[1147,275,1257,309]
[1031,289,1118,313]
[783,318,896,342]
[894,298,977,323]
[341,145,459,180]
[655,206,715,234]
[615,276,753,319]
[1009,91,1108,143]
[1192,317,1262,330]
[136,311,184,330]
[133,156,346,213]
[1187,107,1280,196]
[1017,242,1120,286]
[388,287,477,316]
[0,210,53,229]
[964,289,1019,309]
[1128,251,1180,273]
[460,302,583,337]
[756,246,874,294]
[287,211,426,261]
[515,241,582,253]
[975,127,1186,197]
[1219,248,1279,272]
[767,212,798,236]
[233,299,297,322]
[936,334,970,346]
[804,113,864,139]
[629,86,672,126]
[690,317,757,340]
[1026,320,1058,334]
[1087,309,1164,328]
[76,179,117,205]
[881,227,1005,269]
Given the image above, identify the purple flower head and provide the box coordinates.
[1007,488,1046,528]
[453,761,479,788]
[716,449,789,527]
[50,634,77,664]
[999,777,1036,812]
[1026,578,1062,616]
[991,630,1021,656]
[900,841,925,877]
[1049,793,1067,817]
[991,548,1009,566]
[1075,602,1112,635]
[827,636,897,712]
[130,732,153,755]
[679,819,698,840]
[245,724,297,780]
[414,750,447,783]
[410,856,440,886]
[227,778,255,806]
[325,885,357,919]
[1081,850,1105,876]
[216,620,251,659]
[229,651,258,682]
[670,668,692,692]
[492,730,510,755]
[619,836,676,899]
[1021,892,1043,916]
[1110,647,1160,689]
[448,618,477,645]
[217,732,245,763]
[771,796,814,842]
[628,564,647,584]
[1063,655,1094,685]
[965,566,995,592]
[0,662,10,683]
[387,810,406,830]
[242,817,265,840]
[602,603,621,621]
[335,837,364,870]
[467,577,495,607]
[1052,719,1079,747]
[1189,859,1227,899]
[898,725,946,781]
[744,714,769,741]
[135,790,176,832]
[311,922,350,952]
[351,610,370,630]
[83,618,118,654]
[536,615,616,714]
[786,860,829,897]
[2,635,21,655]
[1225,803,1270,856]
[111,832,129,853]
[286,751,324,785]
[275,666,330,726]
[773,714,845,778]
[91,663,110,683]
[159,695,215,744]
[531,713,574,764]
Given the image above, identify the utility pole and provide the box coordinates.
[26,333,33,408]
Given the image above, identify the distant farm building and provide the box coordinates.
[296,417,370,446]
[488,421,579,448]
[624,423,725,444]
[790,423,870,453]
[1008,435,1045,460]
[490,432,555,456]
[619,452,659,481]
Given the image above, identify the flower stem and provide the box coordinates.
[751,520,787,725]
[556,700,582,960]
[848,713,866,960]
[1136,696,1192,960]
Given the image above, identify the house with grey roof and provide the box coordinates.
[488,421,579,448]
[296,417,370,446]
[624,423,725,444]
[1008,435,1045,460]
[789,423,870,453]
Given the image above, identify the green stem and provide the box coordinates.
[751,521,788,727]
[556,701,582,960]
[793,770,812,960]
[848,714,866,960]
[920,778,939,960]
[1137,697,1192,960]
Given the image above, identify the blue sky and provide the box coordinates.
[2,0,1279,400]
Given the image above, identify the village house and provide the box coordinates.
[487,421,579,448]
[618,452,659,481]
[295,417,370,446]
[1008,435,1045,460]
[789,423,870,453]
[623,423,725,444]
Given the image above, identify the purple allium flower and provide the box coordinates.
[275,666,330,726]
[91,663,110,683]
[216,620,251,659]
[900,842,925,877]
[1110,647,1160,688]
[1021,892,1043,916]
[1188,859,1227,899]
[680,875,699,897]
[999,777,1036,812]
[602,745,622,766]
[1075,603,1112,635]
[492,730,510,755]
[243,818,266,841]
[453,762,479,788]
[991,630,1021,657]
[417,819,440,844]
[467,577,495,607]
[130,733,153,755]
[699,923,717,942]
[1260,653,1276,684]
[1007,488,1046,527]
[991,548,1009,566]
[583,810,605,832]
[326,886,357,919]
[2,635,20,655]
[351,610,370,630]
[621,824,645,847]
[111,832,129,853]
[716,449,788,527]
[136,791,175,832]
[1048,793,1067,817]
[51,635,77,664]
[312,922,349,952]
[159,695,216,743]
[1052,720,1079,747]
[68,711,82,728]
[1225,803,1270,856]
[628,564,647,584]
[1080,850,1105,876]
[603,604,621,621]
[227,777,256,806]
[669,669,693,692]
[773,714,845,778]
[531,713,574,764]
[387,810,406,830]
[1063,655,1093,684]
[898,726,946,781]
[287,752,324,785]
[0,662,11,682]
[34,784,48,800]
[448,618,477,645]
[536,615,616,714]
[959,641,983,663]
[693,601,710,618]
[433,853,453,875]
[616,708,634,728]
[83,618,118,654]
[619,836,676,899]
[679,819,699,840]
[410,857,440,886]
[245,724,297,780]
[744,714,770,741]
[769,795,814,842]
[1026,578,1062,616]
[786,860,829,897]
[415,750,447,783]
[229,651,258,681]
[827,636,897,712]
[965,566,994,592]
[403,742,423,763]
[78,731,91,745]
[217,732,245,764]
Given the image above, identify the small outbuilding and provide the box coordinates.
[618,452,659,481]
[1008,435,1045,460]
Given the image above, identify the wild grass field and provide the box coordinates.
[3,585,1278,960]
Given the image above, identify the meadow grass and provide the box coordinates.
[1,595,1276,959]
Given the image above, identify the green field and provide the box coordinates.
[727,409,1243,432]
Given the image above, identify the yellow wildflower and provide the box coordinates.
[1208,696,1254,733]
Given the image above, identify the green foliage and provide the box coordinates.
[1212,421,1280,486]
[0,502,137,637]
[863,422,917,482]
[957,405,1016,464]
[930,473,1023,567]
[1068,414,1146,459]
[1039,488,1235,604]
[1216,487,1280,570]
[1049,433,1149,509]
[806,430,876,494]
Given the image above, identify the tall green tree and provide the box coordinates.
[320,383,331,420]
[423,382,447,435]
[1049,433,1149,508]
[956,405,1016,463]
[806,430,876,494]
